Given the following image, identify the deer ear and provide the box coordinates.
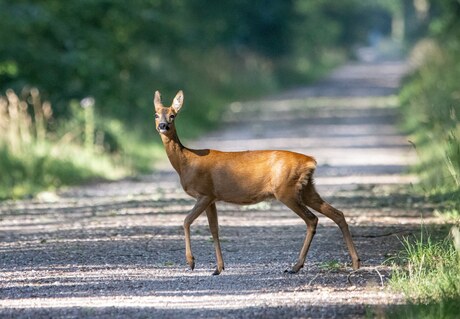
[172,90,184,113]
[154,91,163,110]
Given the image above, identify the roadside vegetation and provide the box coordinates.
[401,40,460,199]
[385,227,460,318]
[0,88,161,199]
[385,0,460,317]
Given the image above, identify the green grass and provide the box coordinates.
[0,144,125,199]
[0,132,165,200]
[0,88,164,199]
[384,226,460,318]
[389,230,460,301]
[383,298,460,319]
[318,260,343,271]
[384,37,460,318]
[435,209,460,222]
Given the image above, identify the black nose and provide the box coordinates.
[159,123,169,131]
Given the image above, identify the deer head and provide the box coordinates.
[154,90,183,135]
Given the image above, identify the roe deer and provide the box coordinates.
[154,90,360,275]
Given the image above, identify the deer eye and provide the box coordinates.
[169,114,175,120]
[154,113,159,119]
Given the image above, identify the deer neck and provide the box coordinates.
[160,129,188,173]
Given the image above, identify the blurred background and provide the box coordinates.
[0,0,458,199]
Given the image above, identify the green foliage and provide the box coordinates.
[398,0,460,197]
[0,1,397,123]
[400,39,460,195]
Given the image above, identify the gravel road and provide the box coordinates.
[0,61,437,318]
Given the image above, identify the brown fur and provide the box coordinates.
[154,90,360,275]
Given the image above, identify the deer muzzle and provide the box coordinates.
[158,122,170,133]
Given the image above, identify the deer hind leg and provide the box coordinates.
[278,192,319,274]
[183,196,214,271]
[301,181,361,270]
[206,202,225,275]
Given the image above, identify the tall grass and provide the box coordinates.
[0,88,159,199]
[386,34,460,318]
[0,88,51,153]
[400,39,460,196]
[390,230,460,301]
[385,227,460,318]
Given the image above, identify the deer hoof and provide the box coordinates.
[212,265,224,275]
[285,263,303,274]
[285,268,300,274]
[187,257,195,270]
[352,259,361,270]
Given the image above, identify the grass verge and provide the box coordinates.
[389,228,459,301]
[383,224,460,318]
[388,37,460,316]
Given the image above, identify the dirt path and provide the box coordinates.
[0,62,437,318]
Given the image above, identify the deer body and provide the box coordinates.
[164,140,316,205]
[154,90,360,275]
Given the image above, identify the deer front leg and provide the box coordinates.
[183,196,214,271]
[206,203,225,275]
